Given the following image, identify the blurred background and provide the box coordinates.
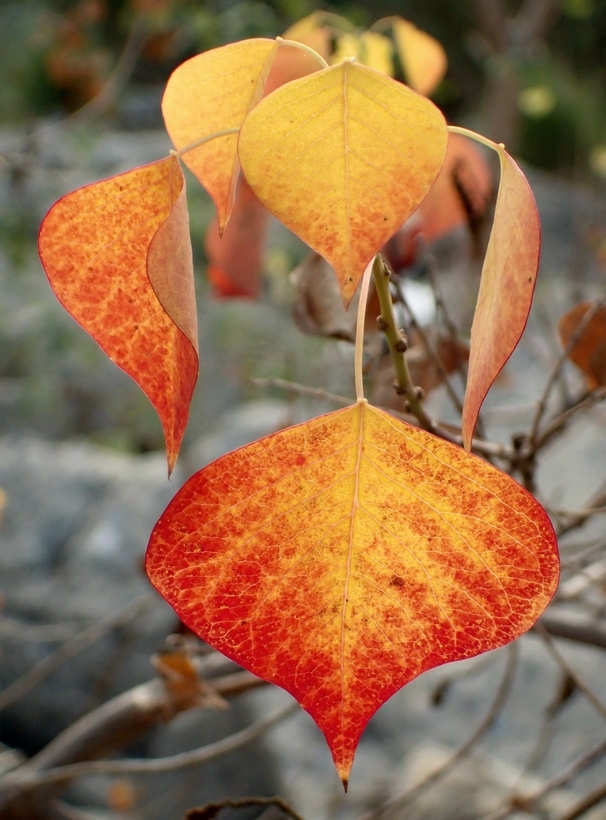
[1,2,606,819]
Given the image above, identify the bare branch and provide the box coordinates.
[360,644,518,820]
[184,796,306,820]
[1,702,297,796]
[0,596,153,713]
[533,623,606,721]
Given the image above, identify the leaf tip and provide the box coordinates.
[342,778,349,793]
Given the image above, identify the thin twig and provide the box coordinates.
[533,386,606,452]
[185,795,306,820]
[519,739,606,815]
[250,377,352,407]
[556,779,606,820]
[2,702,297,793]
[533,622,606,721]
[393,278,464,416]
[250,378,513,460]
[0,595,153,713]
[529,298,606,447]
[360,644,518,820]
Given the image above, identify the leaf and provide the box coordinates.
[162,38,278,232]
[263,17,331,97]
[146,401,559,784]
[205,175,269,298]
[416,131,493,243]
[238,61,447,305]
[331,32,394,76]
[393,18,447,97]
[291,251,381,340]
[461,147,540,450]
[558,301,606,388]
[39,156,198,474]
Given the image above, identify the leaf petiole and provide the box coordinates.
[447,125,504,155]
[354,257,375,402]
[169,127,241,159]
[275,37,330,70]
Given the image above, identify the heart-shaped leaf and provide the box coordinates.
[162,38,277,232]
[462,146,541,449]
[393,18,447,97]
[238,61,448,305]
[146,402,559,783]
[39,156,198,473]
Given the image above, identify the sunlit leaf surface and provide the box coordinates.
[238,61,447,304]
[162,38,277,231]
[462,147,541,449]
[39,157,198,473]
[147,402,558,783]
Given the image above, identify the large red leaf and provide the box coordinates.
[146,402,559,783]
[39,156,198,473]
[462,146,541,448]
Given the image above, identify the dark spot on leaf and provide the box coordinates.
[389,575,405,589]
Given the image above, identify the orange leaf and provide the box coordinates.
[416,131,493,242]
[162,39,277,232]
[238,61,447,305]
[204,175,269,298]
[462,147,540,449]
[146,402,558,784]
[393,18,447,97]
[39,157,198,474]
[558,301,606,388]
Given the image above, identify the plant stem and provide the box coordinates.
[276,37,330,69]
[447,124,504,153]
[354,258,375,402]
[170,128,241,159]
[372,255,435,432]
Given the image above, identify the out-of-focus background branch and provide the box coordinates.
[1,0,606,818]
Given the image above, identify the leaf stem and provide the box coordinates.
[372,255,436,432]
[354,258,375,402]
[275,37,330,69]
[447,125,504,154]
[170,128,241,159]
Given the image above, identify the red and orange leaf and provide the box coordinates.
[238,61,447,305]
[146,401,559,784]
[38,157,198,474]
[393,18,447,97]
[558,301,606,388]
[162,39,277,232]
[205,175,269,298]
[462,146,540,449]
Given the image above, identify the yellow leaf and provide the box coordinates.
[162,39,277,232]
[238,61,447,305]
[330,32,361,63]
[331,32,394,76]
[393,18,447,96]
[360,31,394,75]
